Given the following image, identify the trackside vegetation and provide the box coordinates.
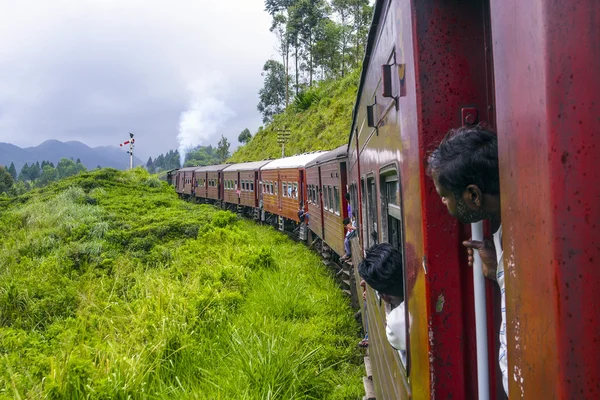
[0,168,363,399]
[228,69,360,163]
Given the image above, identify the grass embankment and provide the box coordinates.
[229,69,360,163]
[0,168,363,399]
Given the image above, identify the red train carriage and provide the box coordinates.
[259,152,325,228]
[305,145,349,258]
[194,164,230,203]
[349,0,599,399]
[175,167,197,197]
[222,160,272,214]
[194,166,207,199]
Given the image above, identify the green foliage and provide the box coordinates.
[183,145,220,167]
[147,149,180,173]
[216,134,231,163]
[258,59,288,124]
[0,168,362,399]
[238,128,253,144]
[230,68,359,162]
[0,167,13,194]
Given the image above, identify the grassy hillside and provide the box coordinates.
[0,168,363,399]
[229,69,360,163]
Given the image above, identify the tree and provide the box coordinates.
[57,158,86,179]
[18,163,29,181]
[184,145,220,167]
[216,135,231,163]
[7,163,17,180]
[238,128,253,144]
[257,60,287,123]
[0,167,14,194]
[38,165,58,186]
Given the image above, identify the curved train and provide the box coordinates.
[174,0,599,398]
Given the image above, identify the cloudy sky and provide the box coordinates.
[0,0,277,159]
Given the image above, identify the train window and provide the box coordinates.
[282,182,287,197]
[270,182,274,194]
[250,182,254,192]
[366,177,378,248]
[292,183,298,199]
[333,186,340,215]
[326,186,332,211]
[275,181,278,195]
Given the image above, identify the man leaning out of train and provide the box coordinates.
[358,243,407,362]
[427,125,508,396]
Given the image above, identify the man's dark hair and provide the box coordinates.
[427,125,500,197]
[345,192,350,201]
[358,243,404,298]
[343,217,351,225]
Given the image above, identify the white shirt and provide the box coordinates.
[385,302,407,366]
[494,224,508,396]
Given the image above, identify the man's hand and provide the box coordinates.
[360,279,367,300]
[463,239,498,281]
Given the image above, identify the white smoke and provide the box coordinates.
[177,78,234,166]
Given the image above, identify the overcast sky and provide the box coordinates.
[0,0,277,159]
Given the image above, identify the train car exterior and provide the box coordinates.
[222,161,272,208]
[195,164,229,202]
[348,0,599,398]
[176,167,197,197]
[259,153,325,223]
[193,166,207,199]
[305,145,349,258]
[348,0,506,398]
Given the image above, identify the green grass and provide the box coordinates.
[229,69,360,163]
[0,168,363,399]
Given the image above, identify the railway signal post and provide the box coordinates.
[276,129,290,158]
[119,132,136,169]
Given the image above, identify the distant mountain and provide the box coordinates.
[0,140,144,172]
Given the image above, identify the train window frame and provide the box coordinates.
[379,164,410,374]
[282,182,287,198]
[365,175,378,248]
[293,183,298,199]
[333,186,340,215]
[250,182,254,192]
[328,185,333,212]
[322,185,328,211]
[274,181,278,196]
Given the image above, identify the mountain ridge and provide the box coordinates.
[0,140,144,172]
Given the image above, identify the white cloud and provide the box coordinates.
[0,0,277,158]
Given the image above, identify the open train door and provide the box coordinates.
[490,0,600,397]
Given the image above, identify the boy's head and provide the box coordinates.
[358,243,403,306]
[343,217,351,226]
[427,125,500,224]
[345,192,350,201]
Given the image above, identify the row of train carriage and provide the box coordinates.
[175,147,351,257]
[173,0,599,398]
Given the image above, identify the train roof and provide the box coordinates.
[259,152,327,171]
[305,145,348,168]
[222,160,273,172]
[177,167,197,172]
[194,163,231,173]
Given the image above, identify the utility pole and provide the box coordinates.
[276,129,291,158]
[119,132,136,169]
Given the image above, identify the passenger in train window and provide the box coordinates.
[340,217,356,262]
[427,125,507,396]
[345,192,352,216]
[298,203,308,224]
[358,243,406,353]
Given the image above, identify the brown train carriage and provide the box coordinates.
[259,153,326,223]
[194,164,230,202]
[175,167,197,197]
[305,145,349,258]
[222,161,272,208]
[193,166,208,199]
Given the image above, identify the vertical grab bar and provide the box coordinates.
[472,221,490,400]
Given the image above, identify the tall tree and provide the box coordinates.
[257,60,287,123]
[238,128,253,144]
[0,167,14,194]
[7,162,17,180]
[18,163,29,181]
[350,0,372,68]
[216,135,231,163]
[38,165,58,186]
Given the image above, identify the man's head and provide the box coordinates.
[343,217,351,227]
[358,243,403,306]
[345,192,350,201]
[427,125,500,224]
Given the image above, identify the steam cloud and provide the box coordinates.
[177,78,234,166]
